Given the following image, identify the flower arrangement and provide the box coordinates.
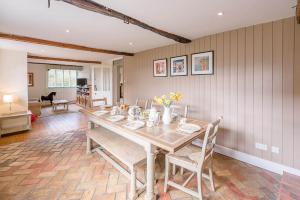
[154,92,182,108]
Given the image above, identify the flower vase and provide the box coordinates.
[162,107,172,125]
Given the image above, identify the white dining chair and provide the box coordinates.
[150,101,189,118]
[164,117,222,200]
[169,104,189,175]
[170,104,189,118]
[135,98,149,109]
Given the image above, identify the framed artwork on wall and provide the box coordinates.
[191,51,214,75]
[170,55,188,76]
[153,58,168,77]
[28,72,34,87]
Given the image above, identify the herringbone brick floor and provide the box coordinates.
[0,107,282,200]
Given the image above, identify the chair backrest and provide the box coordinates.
[170,104,189,118]
[150,100,162,111]
[135,98,149,109]
[91,97,107,108]
[197,117,222,168]
[150,101,189,117]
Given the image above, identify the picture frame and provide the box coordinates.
[191,51,214,75]
[28,72,34,87]
[170,55,188,76]
[153,58,168,77]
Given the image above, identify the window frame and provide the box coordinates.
[47,69,77,88]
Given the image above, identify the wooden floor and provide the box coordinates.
[0,105,283,200]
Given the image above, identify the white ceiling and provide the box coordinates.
[0,0,296,62]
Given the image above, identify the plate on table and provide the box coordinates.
[92,110,109,116]
[178,123,201,134]
[106,115,125,122]
[123,120,145,130]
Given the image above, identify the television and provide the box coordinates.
[77,78,87,87]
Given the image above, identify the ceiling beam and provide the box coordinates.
[0,32,134,56]
[28,55,102,64]
[297,0,300,24]
[53,0,192,43]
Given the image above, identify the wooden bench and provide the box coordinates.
[86,124,146,199]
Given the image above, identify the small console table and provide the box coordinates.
[0,111,32,137]
[52,100,70,111]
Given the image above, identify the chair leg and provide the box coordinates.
[180,167,184,175]
[172,164,176,175]
[197,171,203,200]
[129,167,136,200]
[164,158,170,193]
[209,160,215,191]
[86,136,92,154]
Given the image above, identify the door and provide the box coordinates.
[92,65,113,106]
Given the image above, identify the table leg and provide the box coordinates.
[88,121,95,129]
[144,144,156,200]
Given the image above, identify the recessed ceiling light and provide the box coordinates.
[217,12,223,16]
[66,29,70,33]
[129,42,134,46]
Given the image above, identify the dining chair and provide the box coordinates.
[90,97,107,108]
[170,104,189,118]
[164,117,222,200]
[135,98,149,109]
[169,104,189,175]
[150,100,163,112]
[150,100,189,117]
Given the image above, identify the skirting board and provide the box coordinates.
[192,139,300,176]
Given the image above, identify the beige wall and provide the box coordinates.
[124,17,300,170]
[0,48,28,113]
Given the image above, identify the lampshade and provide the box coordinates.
[3,95,13,103]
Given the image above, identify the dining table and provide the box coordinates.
[80,107,208,200]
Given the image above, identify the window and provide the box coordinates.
[48,69,77,88]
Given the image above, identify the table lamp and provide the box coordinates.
[3,94,13,112]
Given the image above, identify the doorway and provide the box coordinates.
[113,59,124,104]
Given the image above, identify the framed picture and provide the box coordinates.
[191,51,214,75]
[28,72,34,87]
[170,55,188,76]
[153,58,168,77]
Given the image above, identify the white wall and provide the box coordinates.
[28,63,91,102]
[0,48,28,113]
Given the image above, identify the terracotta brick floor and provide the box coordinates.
[277,172,300,200]
[0,106,282,200]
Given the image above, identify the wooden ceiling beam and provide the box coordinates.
[28,55,102,64]
[0,32,134,56]
[53,0,192,43]
[297,0,300,24]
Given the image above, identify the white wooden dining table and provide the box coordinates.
[81,108,208,200]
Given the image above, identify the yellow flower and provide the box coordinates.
[175,92,182,101]
[154,92,182,107]
[170,92,182,102]
[170,92,176,101]
[165,99,171,106]
[154,96,163,105]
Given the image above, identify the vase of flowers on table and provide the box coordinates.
[154,92,182,125]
